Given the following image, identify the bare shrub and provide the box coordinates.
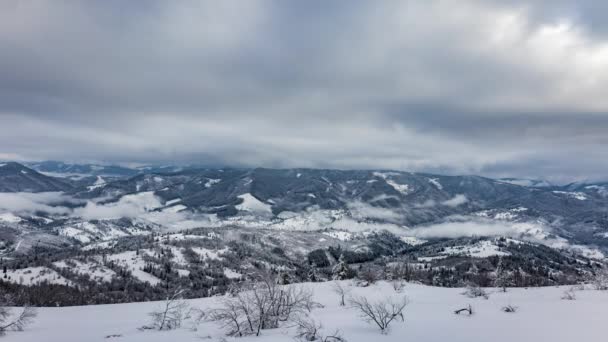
[0,304,37,335]
[209,275,316,337]
[561,288,576,300]
[454,305,473,316]
[357,267,379,285]
[571,284,585,291]
[292,315,346,342]
[348,295,407,334]
[462,285,489,299]
[331,281,351,307]
[389,263,415,281]
[188,307,206,331]
[501,305,517,313]
[144,288,190,331]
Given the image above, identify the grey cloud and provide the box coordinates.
[0,192,78,215]
[1,1,608,182]
[442,195,468,208]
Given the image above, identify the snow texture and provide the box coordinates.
[6,281,608,342]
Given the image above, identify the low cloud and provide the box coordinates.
[0,192,78,215]
[73,192,162,220]
[0,191,175,223]
[2,2,608,182]
[442,194,468,207]
[407,220,521,239]
[347,201,401,222]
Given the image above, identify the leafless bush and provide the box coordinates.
[462,285,489,299]
[144,288,190,331]
[571,284,585,291]
[391,280,405,293]
[353,280,370,288]
[209,275,316,337]
[188,307,206,331]
[454,305,473,316]
[501,305,518,313]
[389,263,415,281]
[357,267,379,285]
[348,295,407,334]
[292,315,346,342]
[561,288,576,300]
[331,281,351,307]
[0,305,37,335]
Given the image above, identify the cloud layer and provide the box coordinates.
[2,1,608,182]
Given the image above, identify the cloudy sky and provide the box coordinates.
[1,0,608,182]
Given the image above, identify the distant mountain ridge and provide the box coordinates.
[2,161,608,250]
[0,162,73,192]
[2,161,607,304]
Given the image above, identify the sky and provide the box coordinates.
[1,0,608,183]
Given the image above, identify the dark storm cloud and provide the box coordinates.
[1,0,608,182]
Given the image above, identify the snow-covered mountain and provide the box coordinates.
[0,162,73,192]
[497,178,553,187]
[2,163,608,250]
[1,162,607,308]
[26,161,140,178]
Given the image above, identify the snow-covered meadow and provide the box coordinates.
[6,281,607,342]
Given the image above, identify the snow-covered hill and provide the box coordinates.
[1,162,608,308]
[6,281,608,342]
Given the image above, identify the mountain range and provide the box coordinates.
[1,161,607,305]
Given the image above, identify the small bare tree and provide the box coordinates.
[462,284,489,299]
[188,307,206,331]
[501,305,517,313]
[331,281,351,307]
[292,315,346,342]
[357,267,378,285]
[145,288,190,330]
[208,298,248,337]
[561,288,576,301]
[209,274,317,337]
[0,305,37,335]
[348,295,407,334]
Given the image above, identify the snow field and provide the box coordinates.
[6,281,608,342]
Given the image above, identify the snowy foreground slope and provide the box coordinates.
[8,281,608,342]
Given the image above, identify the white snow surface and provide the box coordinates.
[0,212,22,223]
[191,247,228,261]
[165,198,181,206]
[428,178,443,190]
[87,176,106,191]
[204,178,221,188]
[441,240,510,258]
[7,281,608,342]
[552,191,588,200]
[322,230,355,241]
[106,250,161,285]
[53,259,116,282]
[235,193,272,214]
[386,179,410,195]
[2,266,72,286]
[372,172,411,195]
[400,236,428,246]
[223,268,242,279]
